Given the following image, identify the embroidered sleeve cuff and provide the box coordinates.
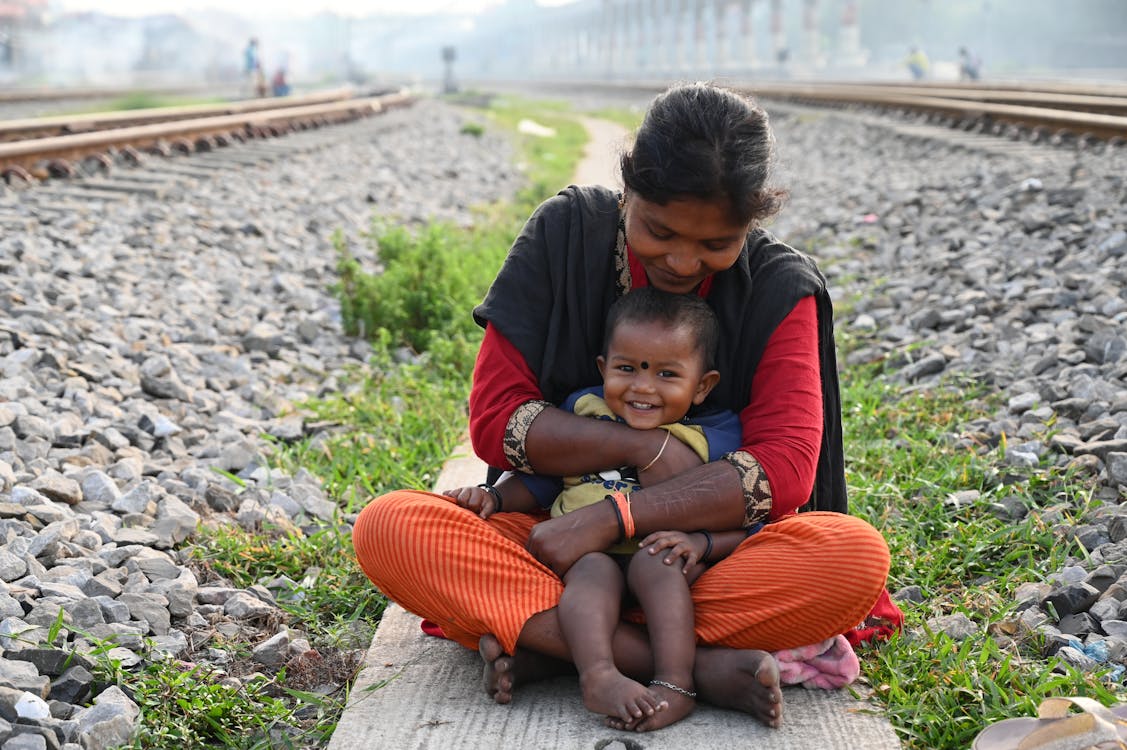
[722,450,774,526]
[504,399,552,473]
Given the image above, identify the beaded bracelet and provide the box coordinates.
[476,483,503,513]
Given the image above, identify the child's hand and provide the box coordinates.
[639,530,707,573]
[441,486,497,519]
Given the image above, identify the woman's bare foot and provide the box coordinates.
[578,663,667,724]
[694,648,783,727]
[478,634,574,705]
[607,679,694,732]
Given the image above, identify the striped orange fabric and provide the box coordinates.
[353,492,889,653]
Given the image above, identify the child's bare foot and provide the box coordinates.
[478,634,574,705]
[694,648,783,727]
[579,663,668,724]
[607,678,695,732]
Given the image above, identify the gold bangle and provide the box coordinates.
[639,430,671,473]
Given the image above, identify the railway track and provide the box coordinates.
[495,78,1127,144]
[0,88,414,183]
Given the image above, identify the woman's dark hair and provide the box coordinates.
[603,287,720,371]
[620,82,787,226]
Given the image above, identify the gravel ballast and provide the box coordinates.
[0,92,1125,749]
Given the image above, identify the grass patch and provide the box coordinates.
[101,93,227,112]
[843,360,1124,748]
[143,94,594,748]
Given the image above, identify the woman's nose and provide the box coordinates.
[666,248,698,276]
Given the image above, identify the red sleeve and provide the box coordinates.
[468,324,543,469]
[740,295,823,520]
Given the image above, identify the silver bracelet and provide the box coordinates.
[649,679,696,699]
[639,429,671,473]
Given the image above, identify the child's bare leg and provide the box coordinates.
[608,547,701,731]
[479,634,574,704]
[561,552,667,724]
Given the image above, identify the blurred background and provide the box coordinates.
[0,0,1124,92]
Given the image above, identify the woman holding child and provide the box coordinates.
[351,82,892,731]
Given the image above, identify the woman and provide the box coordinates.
[352,82,892,729]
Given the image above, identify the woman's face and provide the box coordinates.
[623,193,751,294]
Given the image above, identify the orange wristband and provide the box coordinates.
[609,491,635,539]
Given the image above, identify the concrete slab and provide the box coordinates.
[332,601,901,750]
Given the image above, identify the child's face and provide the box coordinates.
[597,320,720,430]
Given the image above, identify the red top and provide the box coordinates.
[469,252,823,521]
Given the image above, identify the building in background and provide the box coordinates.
[0,0,48,81]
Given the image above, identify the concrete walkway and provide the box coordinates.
[327,116,903,750]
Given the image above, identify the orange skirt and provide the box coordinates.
[352,489,890,653]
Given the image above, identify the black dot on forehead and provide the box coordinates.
[641,361,649,370]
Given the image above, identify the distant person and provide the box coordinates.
[253,65,268,98]
[272,68,290,97]
[444,287,743,730]
[904,45,930,80]
[958,46,981,81]
[243,37,260,97]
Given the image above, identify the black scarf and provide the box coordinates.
[474,185,846,513]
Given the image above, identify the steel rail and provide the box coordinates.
[0,88,357,142]
[0,83,234,104]
[737,83,1127,139]
[0,91,413,180]
[734,81,1127,116]
[526,79,1127,140]
[743,81,1127,116]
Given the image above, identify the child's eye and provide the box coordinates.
[617,365,635,373]
[658,370,677,378]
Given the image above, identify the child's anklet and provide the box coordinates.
[650,679,696,699]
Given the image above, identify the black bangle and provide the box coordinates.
[605,495,626,542]
[696,530,714,564]
[477,483,503,513]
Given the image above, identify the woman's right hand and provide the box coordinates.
[638,432,702,486]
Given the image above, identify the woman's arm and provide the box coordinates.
[525,298,823,574]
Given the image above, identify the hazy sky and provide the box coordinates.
[57,0,577,17]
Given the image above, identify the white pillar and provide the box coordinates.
[738,0,758,70]
[803,0,820,68]
[770,0,786,67]
[838,0,863,67]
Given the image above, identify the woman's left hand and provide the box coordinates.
[526,501,620,577]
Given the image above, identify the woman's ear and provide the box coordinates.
[692,370,721,404]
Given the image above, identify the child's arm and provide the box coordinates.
[441,474,540,519]
[638,529,748,574]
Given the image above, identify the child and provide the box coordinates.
[444,287,749,731]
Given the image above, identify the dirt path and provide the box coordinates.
[572,115,630,188]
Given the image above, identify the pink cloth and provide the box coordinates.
[772,634,860,690]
